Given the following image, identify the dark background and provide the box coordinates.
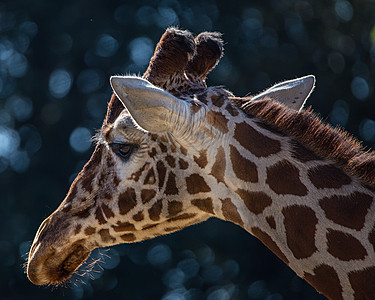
[1,0,374,299]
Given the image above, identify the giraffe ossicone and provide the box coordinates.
[27,28,375,300]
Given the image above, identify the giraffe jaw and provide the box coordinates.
[27,241,91,285]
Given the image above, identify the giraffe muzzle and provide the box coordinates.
[27,239,91,285]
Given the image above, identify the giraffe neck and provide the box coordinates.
[207,101,375,300]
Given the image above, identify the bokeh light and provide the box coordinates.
[128,37,154,67]
[95,34,119,58]
[351,76,370,100]
[49,69,73,98]
[77,69,104,94]
[69,127,92,152]
[359,118,375,141]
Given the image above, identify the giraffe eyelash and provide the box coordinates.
[109,142,138,161]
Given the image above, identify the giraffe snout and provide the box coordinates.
[27,212,92,285]
[27,235,91,285]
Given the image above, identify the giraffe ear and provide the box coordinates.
[252,75,315,111]
[110,76,191,133]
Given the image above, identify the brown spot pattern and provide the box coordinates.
[113,174,121,187]
[118,188,137,215]
[101,204,114,219]
[282,205,317,259]
[191,198,214,214]
[165,172,179,195]
[149,199,163,221]
[210,146,226,184]
[251,227,289,264]
[129,163,149,181]
[76,209,90,219]
[120,233,136,242]
[194,150,208,168]
[327,230,367,261]
[149,148,157,158]
[156,161,167,190]
[178,158,189,170]
[348,267,375,299]
[97,170,108,188]
[190,102,202,114]
[159,143,168,153]
[225,103,239,117]
[180,146,187,156]
[266,160,308,196]
[143,223,158,230]
[74,224,81,235]
[234,121,281,157]
[304,265,343,300]
[166,155,176,167]
[133,211,144,222]
[168,213,196,222]
[95,207,106,225]
[81,170,96,193]
[106,154,115,168]
[113,221,136,232]
[319,192,373,230]
[230,145,258,182]
[168,200,183,217]
[211,94,225,107]
[206,110,229,133]
[186,174,211,194]
[103,191,112,200]
[221,198,244,226]
[62,203,72,213]
[84,226,96,235]
[197,91,208,104]
[98,229,115,243]
[236,189,272,215]
[144,168,156,185]
[291,141,321,162]
[308,165,352,189]
[266,216,276,229]
[141,189,156,204]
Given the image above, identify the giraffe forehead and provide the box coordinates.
[105,115,149,144]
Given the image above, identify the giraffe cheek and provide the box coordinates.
[118,188,137,215]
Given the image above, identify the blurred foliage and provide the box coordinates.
[0,0,374,299]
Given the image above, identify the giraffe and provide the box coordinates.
[26,28,375,300]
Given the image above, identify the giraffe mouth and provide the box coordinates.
[27,241,91,285]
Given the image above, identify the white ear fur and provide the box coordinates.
[252,75,315,111]
[110,76,191,133]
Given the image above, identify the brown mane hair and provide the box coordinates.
[232,97,375,187]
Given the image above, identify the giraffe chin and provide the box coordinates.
[27,242,91,285]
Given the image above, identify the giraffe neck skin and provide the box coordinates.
[175,87,375,300]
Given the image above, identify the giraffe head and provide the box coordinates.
[26,28,315,285]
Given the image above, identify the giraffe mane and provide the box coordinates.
[233,97,375,187]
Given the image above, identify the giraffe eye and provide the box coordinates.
[110,143,135,160]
